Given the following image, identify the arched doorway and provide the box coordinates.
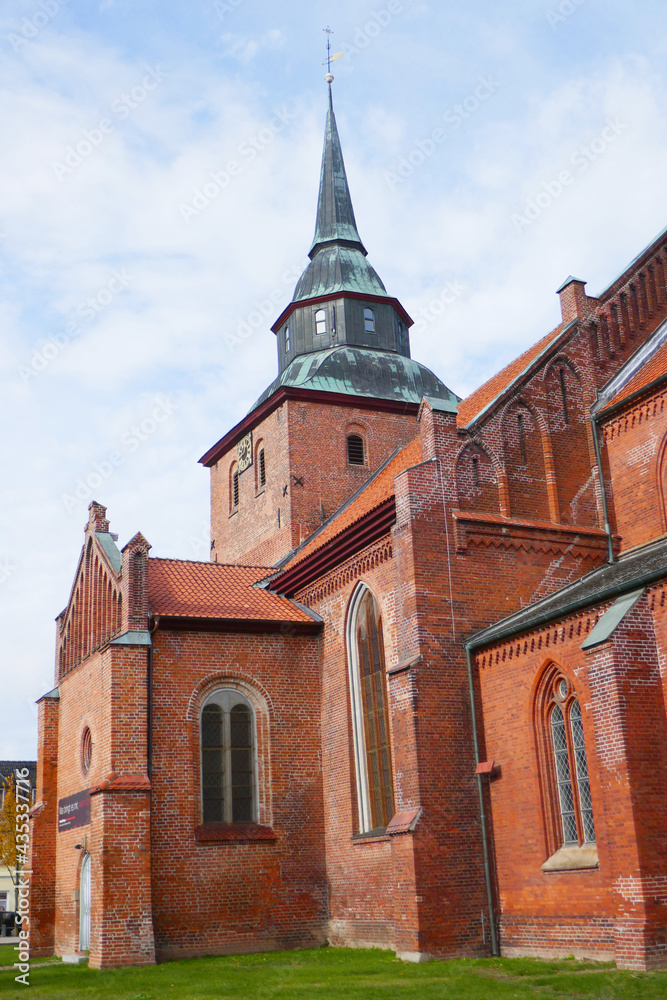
[79,854,91,952]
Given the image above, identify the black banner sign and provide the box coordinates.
[57,791,91,832]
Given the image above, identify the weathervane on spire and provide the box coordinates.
[322,26,341,83]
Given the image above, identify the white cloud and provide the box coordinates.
[3,5,667,755]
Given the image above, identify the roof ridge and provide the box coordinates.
[276,443,405,566]
[470,536,667,648]
[149,556,273,570]
[274,438,424,575]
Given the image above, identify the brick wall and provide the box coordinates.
[210,398,419,566]
[474,586,667,969]
[602,387,667,551]
[149,627,327,960]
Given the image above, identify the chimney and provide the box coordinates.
[556,276,589,324]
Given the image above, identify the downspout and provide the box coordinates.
[147,616,159,779]
[465,644,499,956]
[590,408,615,564]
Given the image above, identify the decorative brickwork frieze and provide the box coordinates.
[602,388,667,442]
[298,537,392,605]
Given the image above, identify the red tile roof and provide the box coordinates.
[279,438,423,572]
[456,322,567,428]
[148,558,314,623]
[602,340,667,411]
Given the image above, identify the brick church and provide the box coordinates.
[28,82,667,970]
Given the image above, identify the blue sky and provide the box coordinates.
[2,0,667,757]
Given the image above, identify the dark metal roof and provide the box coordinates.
[469,536,667,649]
[248,346,460,415]
[0,761,37,780]
[294,244,387,301]
[592,317,667,415]
[309,86,366,259]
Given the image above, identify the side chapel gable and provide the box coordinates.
[56,503,151,679]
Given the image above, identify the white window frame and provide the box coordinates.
[346,584,373,833]
[315,308,327,335]
[201,689,257,824]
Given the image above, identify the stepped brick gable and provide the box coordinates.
[29,83,667,970]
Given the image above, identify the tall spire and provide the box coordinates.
[309,84,367,259]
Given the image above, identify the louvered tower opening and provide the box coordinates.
[347,434,365,465]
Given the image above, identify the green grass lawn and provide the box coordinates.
[1,947,667,1000]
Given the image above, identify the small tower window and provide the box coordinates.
[232,470,239,508]
[347,434,365,465]
[284,325,290,354]
[315,309,326,335]
[258,448,266,488]
[364,308,375,334]
[396,319,405,350]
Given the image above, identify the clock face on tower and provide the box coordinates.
[237,432,253,473]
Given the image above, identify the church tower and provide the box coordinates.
[201,82,458,567]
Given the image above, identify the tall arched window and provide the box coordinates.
[347,587,394,833]
[201,690,255,823]
[547,676,595,846]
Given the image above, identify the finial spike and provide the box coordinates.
[323,26,335,84]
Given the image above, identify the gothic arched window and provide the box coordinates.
[347,587,394,833]
[547,676,595,847]
[201,690,255,823]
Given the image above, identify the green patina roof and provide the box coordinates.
[290,86,390,303]
[309,86,366,258]
[248,346,460,414]
[294,244,387,301]
[96,531,122,573]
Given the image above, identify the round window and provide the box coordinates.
[81,727,92,774]
[557,678,568,700]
